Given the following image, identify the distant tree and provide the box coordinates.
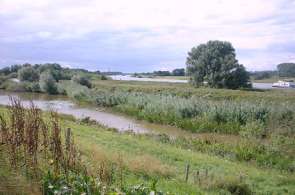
[18,66,39,82]
[277,63,295,77]
[10,64,22,73]
[251,71,276,80]
[0,67,11,75]
[72,74,92,88]
[172,68,185,76]
[0,64,21,76]
[153,70,171,76]
[186,40,250,89]
[39,71,58,94]
[38,63,63,81]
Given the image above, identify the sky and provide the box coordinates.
[0,0,295,72]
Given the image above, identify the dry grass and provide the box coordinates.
[128,154,174,178]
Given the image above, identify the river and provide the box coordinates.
[0,91,188,136]
[110,75,294,90]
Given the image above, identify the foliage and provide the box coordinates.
[172,68,185,76]
[17,66,39,82]
[86,88,295,134]
[72,74,92,88]
[277,63,295,77]
[153,70,171,76]
[251,71,277,80]
[39,71,58,94]
[0,65,22,76]
[186,40,250,89]
[59,80,93,102]
[224,65,252,89]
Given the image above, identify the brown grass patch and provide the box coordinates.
[127,154,174,178]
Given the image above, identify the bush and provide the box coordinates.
[72,74,92,88]
[39,71,58,94]
[1,80,27,92]
[240,121,265,139]
[23,82,41,92]
[216,180,252,195]
[101,74,108,80]
[59,80,92,102]
[17,66,39,82]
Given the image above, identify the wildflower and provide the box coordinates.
[150,191,155,195]
[49,159,54,165]
[48,185,54,189]
[81,193,86,195]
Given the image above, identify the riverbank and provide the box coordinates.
[2,81,295,172]
[1,104,294,194]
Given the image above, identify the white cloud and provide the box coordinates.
[0,0,294,70]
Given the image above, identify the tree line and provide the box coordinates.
[134,68,185,77]
[0,63,104,94]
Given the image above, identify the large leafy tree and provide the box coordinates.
[277,63,295,77]
[186,40,250,89]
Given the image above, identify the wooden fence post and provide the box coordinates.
[185,163,190,182]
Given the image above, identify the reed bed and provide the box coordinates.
[90,89,295,134]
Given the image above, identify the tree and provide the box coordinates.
[186,40,250,89]
[0,67,11,75]
[172,68,185,76]
[39,71,58,94]
[224,65,251,89]
[277,63,295,77]
[17,66,39,82]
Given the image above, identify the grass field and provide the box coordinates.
[1,79,295,194]
[1,104,295,194]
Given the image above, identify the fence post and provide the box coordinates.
[66,128,71,151]
[185,163,190,182]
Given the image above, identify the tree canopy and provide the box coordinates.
[277,63,295,77]
[186,40,250,89]
[39,71,58,94]
[17,66,39,82]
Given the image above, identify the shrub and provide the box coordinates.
[101,74,108,80]
[1,80,27,92]
[17,66,39,82]
[59,81,92,102]
[39,71,58,94]
[216,180,252,195]
[23,82,41,92]
[240,121,265,139]
[72,74,92,88]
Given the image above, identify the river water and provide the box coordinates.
[0,91,188,135]
[0,92,149,133]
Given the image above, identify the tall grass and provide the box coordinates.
[0,98,167,194]
[88,89,295,134]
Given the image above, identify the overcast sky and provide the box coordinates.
[1,0,295,72]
